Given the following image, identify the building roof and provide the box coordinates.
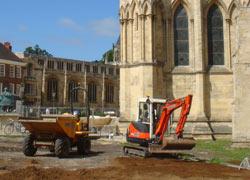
[0,43,21,62]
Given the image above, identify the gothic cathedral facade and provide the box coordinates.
[119,0,250,146]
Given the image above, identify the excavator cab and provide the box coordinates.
[127,98,166,146]
[138,98,167,136]
[125,95,196,157]
[138,100,165,124]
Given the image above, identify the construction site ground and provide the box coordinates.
[0,137,250,180]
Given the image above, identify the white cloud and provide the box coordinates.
[90,18,119,37]
[58,18,83,31]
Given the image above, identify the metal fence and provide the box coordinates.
[21,106,119,118]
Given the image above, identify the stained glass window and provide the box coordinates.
[174,4,189,66]
[47,79,58,101]
[88,83,97,103]
[68,81,78,102]
[105,84,114,104]
[207,4,224,65]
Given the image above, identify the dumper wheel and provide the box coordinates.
[77,138,91,155]
[84,139,91,154]
[23,134,37,156]
[55,137,70,158]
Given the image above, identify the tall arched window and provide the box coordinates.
[47,79,58,101]
[207,4,224,65]
[88,83,97,103]
[174,4,189,66]
[68,81,78,102]
[27,63,33,77]
[105,84,114,103]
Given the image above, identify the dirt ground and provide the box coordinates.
[0,137,250,180]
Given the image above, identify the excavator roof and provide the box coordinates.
[138,97,166,104]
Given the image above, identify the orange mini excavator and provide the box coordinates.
[123,95,196,157]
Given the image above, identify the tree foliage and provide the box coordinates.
[102,49,114,62]
[24,45,52,57]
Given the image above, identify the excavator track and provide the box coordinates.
[123,145,151,158]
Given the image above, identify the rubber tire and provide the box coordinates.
[84,139,91,154]
[76,138,85,155]
[55,137,70,158]
[23,134,37,156]
[77,138,91,155]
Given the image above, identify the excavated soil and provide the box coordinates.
[1,157,250,180]
[0,138,250,180]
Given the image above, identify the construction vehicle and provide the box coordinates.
[123,95,196,157]
[20,87,99,158]
[20,114,98,158]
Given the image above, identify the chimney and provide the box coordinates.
[4,42,12,51]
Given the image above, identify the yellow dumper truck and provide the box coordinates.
[20,114,98,158]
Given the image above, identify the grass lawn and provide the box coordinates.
[194,139,250,164]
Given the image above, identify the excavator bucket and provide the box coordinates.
[162,137,196,150]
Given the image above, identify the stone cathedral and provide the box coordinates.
[119,0,250,147]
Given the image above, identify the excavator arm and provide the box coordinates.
[155,95,193,142]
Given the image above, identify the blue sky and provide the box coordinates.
[0,0,120,61]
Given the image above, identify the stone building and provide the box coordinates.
[119,0,250,146]
[113,37,121,64]
[0,42,26,97]
[21,55,119,112]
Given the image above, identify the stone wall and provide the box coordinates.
[22,56,120,112]
[120,65,153,121]
[119,0,245,139]
[233,2,250,147]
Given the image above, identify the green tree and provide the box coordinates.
[102,49,114,62]
[24,44,52,57]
